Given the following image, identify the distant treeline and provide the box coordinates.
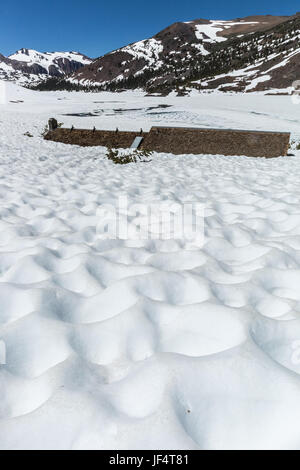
[28,77,102,92]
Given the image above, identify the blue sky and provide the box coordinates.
[0,0,298,58]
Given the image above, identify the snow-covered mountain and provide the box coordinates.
[68,13,300,94]
[0,48,92,84]
[2,13,300,94]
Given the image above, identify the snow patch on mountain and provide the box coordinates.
[189,20,259,43]
[117,38,164,69]
[9,49,91,69]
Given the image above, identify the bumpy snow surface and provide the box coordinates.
[1,83,300,450]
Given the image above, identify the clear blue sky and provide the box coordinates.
[0,0,298,58]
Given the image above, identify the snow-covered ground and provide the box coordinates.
[1,83,300,450]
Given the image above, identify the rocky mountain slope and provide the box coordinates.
[0,49,92,84]
[67,13,300,94]
[2,14,300,94]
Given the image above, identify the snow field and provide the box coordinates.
[0,84,300,449]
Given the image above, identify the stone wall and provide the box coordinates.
[142,127,290,158]
[44,128,140,148]
[44,126,290,158]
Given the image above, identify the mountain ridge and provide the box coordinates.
[66,13,300,94]
[1,13,300,94]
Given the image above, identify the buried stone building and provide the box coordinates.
[44,120,290,158]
